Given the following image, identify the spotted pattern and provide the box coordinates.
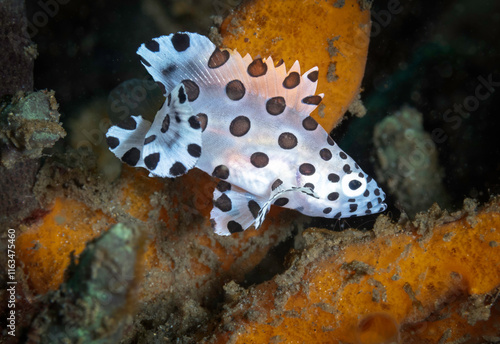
[227,220,243,233]
[162,64,176,76]
[266,97,286,115]
[161,114,170,133]
[145,40,159,52]
[230,116,251,137]
[170,162,187,176]
[226,80,246,100]
[117,117,137,130]
[307,70,318,82]
[247,58,267,77]
[320,148,332,161]
[328,173,340,182]
[177,87,187,104]
[188,116,200,129]
[250,152,269,168]
[217,180,231,192]
[278,132,297,149]
[140,57,151,67]
[248,200,261,219]
[122,148,140,166]
[304,182,315,190]
[208,48,230,68]
[144,135,156,145]
[144,153,160,170]
[181,80,200,102]
[328,192,339,201]
[212,165,230,179]
[302,116,318,131]
[274,198,289,206]
[271,179,283,191]
[299,163,315,176]
[119,32,390,233]
[187,143,201,158]
[302,95,322,105]
[107,136,119,149]
[171,33,190,52]
[196,113,208,131]
[214,194,232,212]
[283,72,300,89]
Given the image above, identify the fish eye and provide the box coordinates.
[348,180,362,190]
[342,174,367,197]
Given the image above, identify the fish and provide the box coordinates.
[106,32,387,235]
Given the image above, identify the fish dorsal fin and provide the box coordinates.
[106,84,202,178]
[137,32,323,118]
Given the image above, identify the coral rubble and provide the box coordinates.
[0,90,66,229]
[0,91,66,168]
[0,0,62,230]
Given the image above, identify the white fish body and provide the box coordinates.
[106,32,387,235]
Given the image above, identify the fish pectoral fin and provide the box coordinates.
[253,185,319,229]
[106,84,202,178]
[210,181,320,235]
[210,181,267,236]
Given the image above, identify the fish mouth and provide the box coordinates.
[364,190,387,215]
[339,189,387,218]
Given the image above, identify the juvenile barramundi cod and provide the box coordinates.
[106,32,387,235]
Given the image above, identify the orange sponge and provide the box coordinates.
[220,0,372,131]
[211,199,500,343]
[17,198,116,294]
